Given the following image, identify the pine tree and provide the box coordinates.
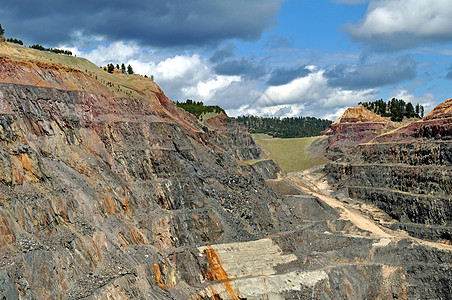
[0,24,5,41]
[127,64,134,75]
[121,63,126,74]
[405,102,415,118]
[107,63,114,73]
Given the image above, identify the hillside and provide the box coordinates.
[0,41,451,299]
[326,97,452,243]
[322,104,401,159]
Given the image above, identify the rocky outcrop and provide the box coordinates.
[0,42,451,299]
[326,99,452,243]
[250,159,281,179]
[322,105,397,159]
[0,43,283,299]
[370,103,452,144]
[203,113,261,161]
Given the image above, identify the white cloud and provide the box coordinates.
[346,0,452,50]
[155,55,203,80]
[227,103,306,118]
[183,75,241,101]
[80,41,143,67]
[66,41,379,120]
[226,70,377,120]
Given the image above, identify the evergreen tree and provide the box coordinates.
[0,24,4,41]
[121,63,126,74]
[116,64,120,69]
[107,63,114,73]
[127,64,134,75]
[405,102,415,118]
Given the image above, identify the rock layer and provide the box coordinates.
[0,42,451,299]
[322,105,396,159]
[326,99,452,242]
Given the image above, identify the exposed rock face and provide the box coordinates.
[203,113,261,161]
[0,43,451,299]
[371,99,452,143]
[0,45,285,299]
[323,105,396,159]
[326,100,452,242]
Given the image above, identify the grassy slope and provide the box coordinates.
[0,42,160,98]
[255,136,330,173]
[199,111,222,124]
[251,133,273,140]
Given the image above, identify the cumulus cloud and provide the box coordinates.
[0,0,283,48]
[227,69,378,120]
[266,65,312,86]
[182,75,241,101]
[209,45,266,79]
[325,56,417,89]
[345,0,452,51]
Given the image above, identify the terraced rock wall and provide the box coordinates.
[326,141,452,241]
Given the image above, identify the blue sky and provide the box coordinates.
[1,0,452,120]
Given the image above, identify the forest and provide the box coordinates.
[175,99,225,118]
[234,115,332,138]
[359,98,424,122]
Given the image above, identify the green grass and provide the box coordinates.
[251,133,273,140]
[199,111,222,124]
[255,136,330,173]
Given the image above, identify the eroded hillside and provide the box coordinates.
[0,41,451,300]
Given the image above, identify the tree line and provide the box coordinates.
[175,99,225,118]
[234,115,332,138]
[6,38,23,45]
[29,44,73,56]
[104,63,134,74]
[359,98,424,122]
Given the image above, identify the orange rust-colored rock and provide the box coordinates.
[204,113,229,131]
[153,264,166,290]
[204,247,238,300]
[424,98,452,120]
[332,104,388,124]
[371,99,452,143]
[323,105,396,158]
[0,213,15,247]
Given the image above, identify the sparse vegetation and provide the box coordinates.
[0,24,4,41]
[235,116,332,138]
[29,44,72,56]
[127,64,134,75]
[6,38,23,45]
[359,98,424,122]
[107,63,115,73]
[176,99,225,119]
